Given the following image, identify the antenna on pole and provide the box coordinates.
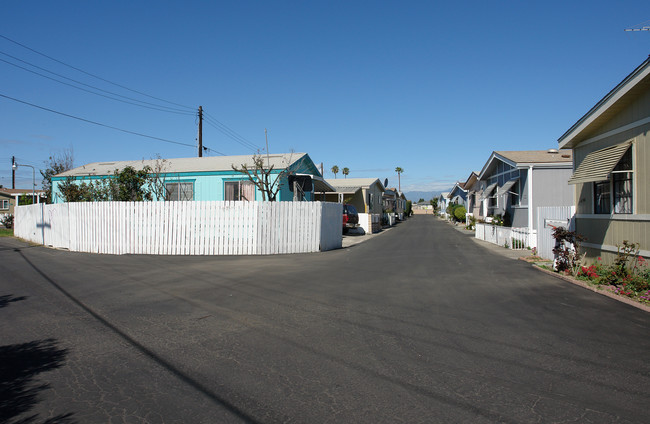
[625,20,650,32]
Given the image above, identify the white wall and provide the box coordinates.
[15,201,342,255]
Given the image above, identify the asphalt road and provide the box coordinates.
[1,215,649,423]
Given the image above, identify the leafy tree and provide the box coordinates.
[111,166,153,201]
[342,167,349,178]
[58,176,92,202]
[418,198,425,203]
[331,165,339,179]
[41,148,74,203]
[57,166,153,202]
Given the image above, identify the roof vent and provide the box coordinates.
[547,149,559,154]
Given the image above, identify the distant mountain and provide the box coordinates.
[404,190,446,203]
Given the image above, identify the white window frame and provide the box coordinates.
[592,147,633,215]
[0,199,9,210]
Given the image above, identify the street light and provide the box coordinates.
[12,160,35,204]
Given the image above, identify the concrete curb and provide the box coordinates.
[527,260,650,313]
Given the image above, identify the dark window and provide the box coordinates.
[612,148,633,214]
[165,182,193,201]
[225,181,255,201]
[593,147,633,214]
[613,172,633,214]
[594,181,611,214]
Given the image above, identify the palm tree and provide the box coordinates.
[342,167,349,178]
[331,165,339,179]
[395,167,404,191]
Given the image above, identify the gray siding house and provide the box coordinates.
[477,150,574,230]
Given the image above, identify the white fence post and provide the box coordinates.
[536,206,576,260]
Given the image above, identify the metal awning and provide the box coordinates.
[568,142,631,185]
[310,176,336,193]
[480,183,497,200]
[496,178,518,197]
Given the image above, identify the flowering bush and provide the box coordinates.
[574,247,650,304]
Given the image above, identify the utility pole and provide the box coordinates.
[198,106,203,157]
[264,128,270,169]
[11,156,15,189]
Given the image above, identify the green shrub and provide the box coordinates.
[453,206,467,221]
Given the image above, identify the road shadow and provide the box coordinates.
[0,295,28,309]
[0,339,75,424]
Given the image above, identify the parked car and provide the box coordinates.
[343,204,359,234]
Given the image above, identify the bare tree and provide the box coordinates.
[148,155,170,200]
[231,153,293,201]
[41,148,74,203]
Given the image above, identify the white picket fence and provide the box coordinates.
[536,206,576,260]
[475,223,537,250]
[15,201,342,255]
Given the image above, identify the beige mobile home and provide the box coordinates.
[559,57,650,262]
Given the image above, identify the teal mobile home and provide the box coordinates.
[52,153,334,203]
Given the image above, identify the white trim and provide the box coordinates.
[478,152,517,180]
[515,162,572,169]
[576,213,650,221]
[559,60,650,149]
[528,166,534,230]
[582,242,650,257]
[566,117,650,149]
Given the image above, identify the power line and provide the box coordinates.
[203,146,226,156]
[204,112,261,150]
[0,93,197,148]
[203,113,262,151]
[0,34,195,111]
[0,50,195,114]
[0,56,195,115]
[1,35,261,155]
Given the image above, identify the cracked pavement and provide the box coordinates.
[1,215,649,423]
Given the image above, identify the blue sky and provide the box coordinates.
[1,1,649,193]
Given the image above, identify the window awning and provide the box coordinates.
[311,176,336,193]
[480,183,497,199]
[568,142,631,185]
[496,178,518,197]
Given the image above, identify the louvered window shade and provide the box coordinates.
[496,179,518,197]
[481,183,497,199]
[568,142,631,185]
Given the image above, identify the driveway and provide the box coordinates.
[1,215,649,423]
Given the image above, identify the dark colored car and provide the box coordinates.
[342,204,359,234]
